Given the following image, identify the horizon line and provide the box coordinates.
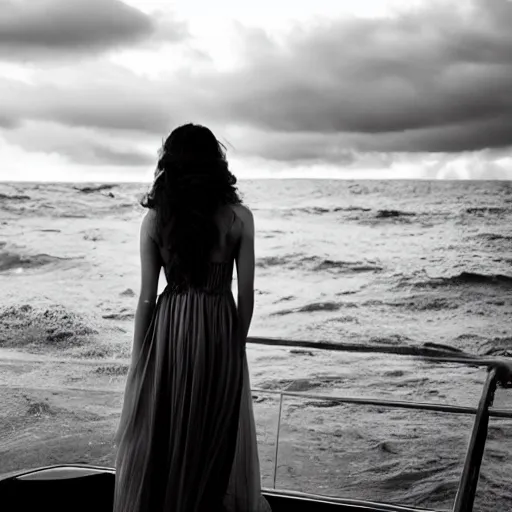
[1,177,511,185]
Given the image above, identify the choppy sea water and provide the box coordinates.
[246,179,512,355]
[1,179,511,354]
[1,179,512,510]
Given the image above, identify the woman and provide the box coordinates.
[113,123,271,512]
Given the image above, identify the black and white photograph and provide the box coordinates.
[0,1,512,511]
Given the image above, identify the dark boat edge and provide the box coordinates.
[0,463,437,512]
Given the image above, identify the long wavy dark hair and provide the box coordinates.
[141,123,242,287]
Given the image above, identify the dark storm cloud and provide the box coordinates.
[229,130,360,165]
[0,60,175,132]
[1,0,512,165]
[213,0,512,153]
[0,65,191,135]
[0,114,20,129]
[0,0,187,59]
[0,119,154,166]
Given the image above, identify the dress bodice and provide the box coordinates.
[144,205,241,296]
[163,260,234,295]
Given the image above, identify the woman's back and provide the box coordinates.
[158,205,240,263]
[146,204,244,293]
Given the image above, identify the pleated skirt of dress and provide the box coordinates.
[113,287,271,512]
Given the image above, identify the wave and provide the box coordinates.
[262,203,511,223]
[475,336,512,356]
[256,255,291,268]
[272,301,342,316]
[466,206,508,215]
[73,184,116,194]
[0,304,97,349]
[334,206,372,213]
[257,254,383,274]
[260,205,418,218]
[351,208,420,225]
[406,272,512,289]
[102,312,135,321]
[253,206,331,216]
[273,295,295,304]
[364,296,459,311]
[0,250,80,273]
[259,203,510,228]
[375,209,416,218]
[61,213,88,218]
[475,233,512,242]
[299,206,331,214]
[367,334,412,345]
[257,206,369,216]
[324,314,359,324]
[313,259,383,273]
[451,334,512,356]
[0,193,30,201]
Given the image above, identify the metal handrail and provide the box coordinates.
[246,336,509,367]
[453,368,498,512]
[246,336,512,511]
[251,388,512,419]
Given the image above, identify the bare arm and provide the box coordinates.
[235,206,255,349]
[131,211,161,366]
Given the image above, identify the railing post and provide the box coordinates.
[273,393,284,489]
[453,368,498,512]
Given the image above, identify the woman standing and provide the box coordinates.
[113,123,271,512]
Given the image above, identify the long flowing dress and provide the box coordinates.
[113,209,271,512]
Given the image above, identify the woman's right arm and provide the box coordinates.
[491,361,512,388]
[235,205,256,349]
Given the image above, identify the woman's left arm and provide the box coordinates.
[131,211,161,367]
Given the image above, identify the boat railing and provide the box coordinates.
[246,336,512,512]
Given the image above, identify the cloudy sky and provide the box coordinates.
[1,0,512,181]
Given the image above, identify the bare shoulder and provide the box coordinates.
[232,203,254,231]
[141,208,158,241]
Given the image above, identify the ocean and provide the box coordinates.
[1,179,511,352]
[0,179,511,510]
